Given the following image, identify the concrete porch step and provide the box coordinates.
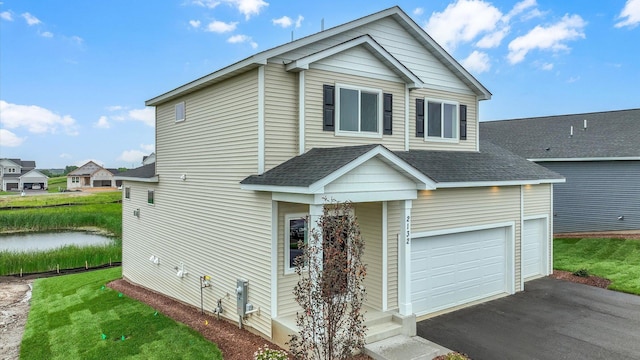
[366,321,403,344]
[365,335,451,360]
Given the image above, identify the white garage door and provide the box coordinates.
[412,227,509,315]
[522,218,546,279]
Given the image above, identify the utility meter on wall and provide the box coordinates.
[236,279,248,317]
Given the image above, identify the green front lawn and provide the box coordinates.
[21,267,223,360]
[554,237,640,295]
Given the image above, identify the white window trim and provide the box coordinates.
[284,213,308,275]
[124,186,131,200]
[424,98,459,143]
[335,83,383,138]
[175,101,185,123]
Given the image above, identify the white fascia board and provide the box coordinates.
[321,190,417,203]
[116,176,159,183]
[240,183,313,194]
[271,192,316,204]
[285,35,423,88]
[530,157,640,162]
[435,178,565,188]
[307,146,436,193]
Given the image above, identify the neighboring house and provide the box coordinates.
[117,6,563,348]
[142,152,156,165]
[67,161,120,189]
[0,158,48,191]
[481,109,640,233]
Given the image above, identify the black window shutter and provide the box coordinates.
[416,98,424,138]
[383,93,392,135]
[459,104,467,140]
[323,85,335,131]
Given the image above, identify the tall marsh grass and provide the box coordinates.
[0,193,123,276]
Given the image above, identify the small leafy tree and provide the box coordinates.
[288,200,367,360]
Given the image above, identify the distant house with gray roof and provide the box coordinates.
[67,161,121,189]
[481,108,640,233]
[0,158,48,191]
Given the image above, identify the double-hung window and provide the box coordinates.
[336,84,382,137]
[175,101,185,123]
[147,189,155,205]
[426,99,458,141]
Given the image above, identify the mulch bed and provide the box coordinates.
[108,279,371,360]
[549,270,611,289]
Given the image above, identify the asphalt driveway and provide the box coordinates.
[417,277,640,360]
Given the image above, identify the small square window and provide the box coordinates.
[147,190,154,204]
[175,102,185,123]
[124,187,130,199]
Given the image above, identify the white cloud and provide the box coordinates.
[272,15,292,28]
[94,116,110,129]
[540,62,554,70]
[21,12,41,26]
[70,35,83,45]
[59,153,72,159]
[140,143,155,152]
[295,15,303,28]
[206,20,237,33]
[507,14,586,64]
[231,0,268,20]
[413,8,424,16]
[425,0,503,51]
[227,34,257,48]
[40,31,53,38]
[567,76,580,83]
[615,0,640,28]
[461,50,491,73]
[192,0,268,20]
[0,129,25,147]
[504,0,537,22]
[0,100,78,135]
[476,26,509,48]
[128,107,155,127]
[106,105,124,111]
[189,19,201,28]
[117,150,147,164]
[1,11,13,21]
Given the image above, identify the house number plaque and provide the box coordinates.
[405,215,411,244]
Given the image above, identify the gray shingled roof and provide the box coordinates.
[241,142,562,187]
[115,163,156,179]
[481,109,640,160]
[241,144,379,187]
[396,141,563,183]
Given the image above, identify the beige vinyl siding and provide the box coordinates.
[275,17,472,94]
[312,45,402,83]
[264,63,299,171]
[523,184,551,217]
[412,187,523,291]
[409,88,478,151]
[355,202,383,310]
[386,201,400,311]
[123,69,275,337]
[277,202,308,317]
[304,68,405,152]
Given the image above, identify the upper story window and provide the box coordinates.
[175,101,185,123]
[147,189,155,205]
[124,187,131,199]
[427,99,458,140]
[335,84,383,137]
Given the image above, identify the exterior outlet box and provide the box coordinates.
[236,279,248,316]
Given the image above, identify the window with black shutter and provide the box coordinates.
[459,104,467,140]
[323,85,335,131]
[416,98,424,137]
[383,93,392,135]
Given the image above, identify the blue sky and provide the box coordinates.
[1,0,639,169]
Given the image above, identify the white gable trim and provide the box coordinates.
[285,35,423,89]
[19,169,48,179]
[146,6,490,106]
[307,146,436,193]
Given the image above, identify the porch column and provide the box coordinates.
[309,204,324,271]
[398,200,412,315]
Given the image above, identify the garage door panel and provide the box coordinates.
[523,219,546,279]
[411,227,509,315]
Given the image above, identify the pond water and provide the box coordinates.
[0,232,114,252]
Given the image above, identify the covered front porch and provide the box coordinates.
[241,144,435,347]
